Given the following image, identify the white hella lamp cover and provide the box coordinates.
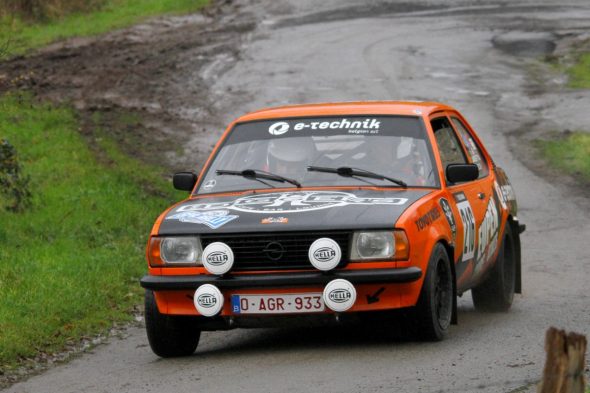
[308,238,342,271]
[202,242,235,275]
[194,284,224,317]
[323,279,357,312]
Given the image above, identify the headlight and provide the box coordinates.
[351,231,394,260]
[148,236,203,266]
[350,230,410,261]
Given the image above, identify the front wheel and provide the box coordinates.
[145,290,201,357]
[471,223,516,311]
[414,243,454,341]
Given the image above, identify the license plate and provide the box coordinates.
[231,293,325,314]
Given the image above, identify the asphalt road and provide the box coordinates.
[5,1,590,392]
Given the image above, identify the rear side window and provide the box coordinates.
[432,117,467,172]
[451,117,489,178]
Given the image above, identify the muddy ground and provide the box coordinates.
[0,0,254,171]
[1,0,590,392]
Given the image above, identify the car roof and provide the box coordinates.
[235,101,455,122]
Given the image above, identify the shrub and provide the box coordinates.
[0,138,31,212]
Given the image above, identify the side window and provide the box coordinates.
[432,117,467,173]
[451,117,489,178]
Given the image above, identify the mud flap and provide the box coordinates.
[512,220,523,294]
[451,279,458,325]
[449,246,458,325]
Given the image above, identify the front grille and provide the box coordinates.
[201,231,352,271]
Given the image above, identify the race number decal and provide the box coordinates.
[454,193,475,262]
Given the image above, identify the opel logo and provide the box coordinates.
[263,242,284,261]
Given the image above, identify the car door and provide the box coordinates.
[430,113,496,290]
[448,114,503,285]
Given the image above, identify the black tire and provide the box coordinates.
[145,290,201,357]
[415,243,454,341]
[471,223,515,312]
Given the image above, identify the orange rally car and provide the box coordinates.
[140,101,525,357]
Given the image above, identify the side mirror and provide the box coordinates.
[173,172,198,192]
[446,164,478,183]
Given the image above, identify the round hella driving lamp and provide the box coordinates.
[351,231,395,260]
[194,284,224,317]
[308,238,342,271]
[323,279,357,312]
[202,242,235,275]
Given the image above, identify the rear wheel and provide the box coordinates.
[471,223,515,311]
[145,290,201,357]
[415,243,454,341]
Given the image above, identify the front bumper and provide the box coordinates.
[140,267,422,290]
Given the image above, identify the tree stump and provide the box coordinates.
[538,327,587,393]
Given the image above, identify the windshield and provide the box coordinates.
[196,116,439,194]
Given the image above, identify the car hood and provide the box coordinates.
[158,189,431,235]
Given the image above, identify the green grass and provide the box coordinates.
[0,92,183,370]
[538,132,590,182]
[0,0,209,57]
[567,52,590,88]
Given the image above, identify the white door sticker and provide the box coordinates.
[457,199,476,262]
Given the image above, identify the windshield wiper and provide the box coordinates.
[307,166,407,188]
[216,169,301,188]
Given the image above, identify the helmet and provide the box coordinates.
[267,138,314,176]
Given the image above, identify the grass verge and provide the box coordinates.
[0,0,209,57]
[567,52,590,88]
[0,92,183,371]
[537,132,590,182]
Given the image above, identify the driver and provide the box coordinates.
[395,137,427,186]
[266,137,315,178]
[367,137,427,186]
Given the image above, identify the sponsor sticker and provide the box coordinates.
[203,179,217,190]
[314,247,336,262]
[261,217,289,224]
[474,195,500,274]
[439,198,457,241]
[494,181,507,210]
[269,118,382,136]
[328,289,352,303]
[415,206,441,231]
[197,293,217,308]
[501,184,516,202]
[205,251,229,266]
[453,191,467,203]
[175,191,408,214]
[166,209,238,229]
[268,122,290,136]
